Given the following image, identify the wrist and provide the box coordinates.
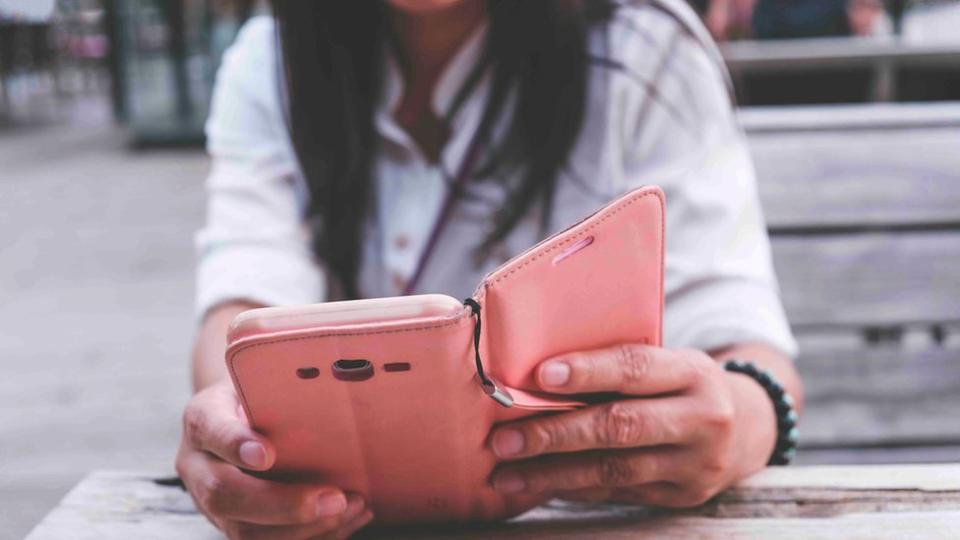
[723,370,778,475]
[724,360,799,467]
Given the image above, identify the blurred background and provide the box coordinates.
[1,0,959,538]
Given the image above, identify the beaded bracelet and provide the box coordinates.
[723,360,798,466]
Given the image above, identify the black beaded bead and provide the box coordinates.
[724,359,798,466]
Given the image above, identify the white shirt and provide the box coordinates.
[197,0,798,357]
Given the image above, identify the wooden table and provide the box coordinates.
[25,464,960,539]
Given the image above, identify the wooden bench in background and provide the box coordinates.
[742,101,960,463]
[722,37,960,104]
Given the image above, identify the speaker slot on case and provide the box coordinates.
[296,367,320,379]
[383,362,411,372]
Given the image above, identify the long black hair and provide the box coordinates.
[270,1,613,298]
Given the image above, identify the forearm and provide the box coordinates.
[191,300,264,391]
[709,341,804,417]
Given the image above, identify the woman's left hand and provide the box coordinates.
[489,344,778,507]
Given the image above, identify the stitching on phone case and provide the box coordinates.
[228,313,472,359]
[485,189,664,288]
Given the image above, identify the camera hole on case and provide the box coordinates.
[332,359,375,381]
[383,362,411,372]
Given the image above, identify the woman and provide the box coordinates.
[177,0,803,538]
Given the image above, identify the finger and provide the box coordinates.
[225,498,367,540]
[500,492,554,517]
[327,507,375,540]
[490,397,693,459]
[554,487,613,503]
[180,449,351,526]
[491,449,677,494]
[183,385,275,470]
[537,345,712,395]
[609,481,717,508]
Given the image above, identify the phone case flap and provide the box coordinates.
[475,186,664,393]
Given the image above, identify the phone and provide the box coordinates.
[227,294,531,524]
[225,186,665,524]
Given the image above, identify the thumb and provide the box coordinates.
[183,382,276,471]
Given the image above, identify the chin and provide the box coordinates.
[386,0,470,13]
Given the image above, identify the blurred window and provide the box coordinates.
[108,0,258,144]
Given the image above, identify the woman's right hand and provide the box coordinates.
[175,380,374,539]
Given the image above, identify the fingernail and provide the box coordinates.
[355,510,375,527]
[541,361,570,387]
[342,494,365,521]
[494,472,526,494]
[492,429,525,458]
[238,441,267,469]
[316,492,348,518]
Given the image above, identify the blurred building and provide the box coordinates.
[0,0,67,125]
[0,0,256,140]
[104,0,258,145]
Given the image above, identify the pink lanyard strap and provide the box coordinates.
[401,132,485,296]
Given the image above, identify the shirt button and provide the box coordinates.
[394,234,410,250]
[391,272,408,291]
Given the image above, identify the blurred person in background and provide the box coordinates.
[752,0,889,38]
[691,0,888,40]
[846,0,889,36]
[178,1,803,538]
[688,0,759,40]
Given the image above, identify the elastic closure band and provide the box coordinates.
[463,298,513,407]
[463,298,490,386]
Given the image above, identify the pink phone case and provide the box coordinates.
[226,185,664,524]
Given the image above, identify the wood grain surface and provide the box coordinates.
[796,334,960,446]
[750,123,960,228]
[740,102,960,132]
[722,37,960,71]
[25,466,960,539]
[771,232,960,328]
